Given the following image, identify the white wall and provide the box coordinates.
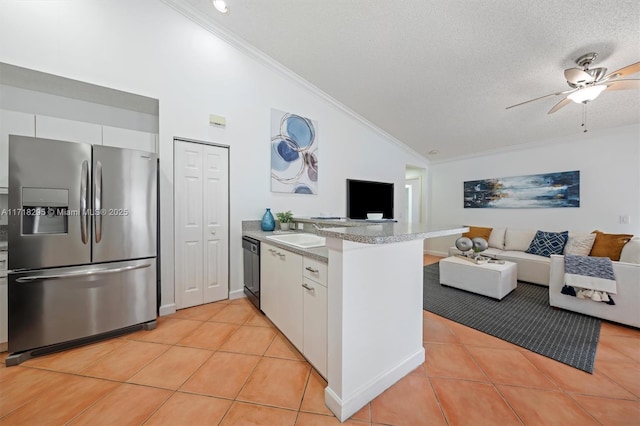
[425,124,640,255]
[0,0,427,312]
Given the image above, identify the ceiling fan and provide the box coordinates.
[506,52,640,115]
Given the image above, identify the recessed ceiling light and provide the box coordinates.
[428,149,439,155]
[212,0,230,14]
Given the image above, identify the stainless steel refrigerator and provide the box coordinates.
[7,135,158,365]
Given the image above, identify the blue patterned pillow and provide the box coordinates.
[525,230,569,257]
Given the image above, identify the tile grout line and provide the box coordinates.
[424,372,451,426]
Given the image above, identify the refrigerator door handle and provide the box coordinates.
[80,160,89,244]
[15,263,151,283]
[94,160,103,243]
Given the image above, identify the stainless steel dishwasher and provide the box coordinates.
[242,236,261,309]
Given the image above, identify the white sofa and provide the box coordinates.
[449,228,640,287]
[549,255,640,328]
[448,228,640,327]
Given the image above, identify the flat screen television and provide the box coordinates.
[346,179,394,219]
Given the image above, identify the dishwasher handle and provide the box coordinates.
[242,236,260,255]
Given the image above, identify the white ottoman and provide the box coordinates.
[439,256,518,300]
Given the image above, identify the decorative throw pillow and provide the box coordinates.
[488,227,507,249]
[564,233,597,256]
[620,238,640,264]
[462,226,492,240]
[590,230,634,261]
[504,229,537,251]
[525,230,569,257]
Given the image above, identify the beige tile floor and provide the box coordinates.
[0,255,638,425]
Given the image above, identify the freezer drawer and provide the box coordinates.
[8,258,156,353]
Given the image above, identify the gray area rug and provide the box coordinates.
[423,263,601,373]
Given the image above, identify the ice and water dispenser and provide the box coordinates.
[21,187,69,235]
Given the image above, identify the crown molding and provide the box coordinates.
[159,0,427,163]
[428,123,640,165]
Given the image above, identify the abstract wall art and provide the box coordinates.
[271,109,318,194]
[464,170,580,208]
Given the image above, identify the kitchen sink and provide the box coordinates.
[266,233,326,249]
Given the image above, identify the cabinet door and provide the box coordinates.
[260,243,303,350]
[102,125,157,153]
[277,249,303,349]
[0,109,35,188]
[260,243,280,321]
[303,278,327,378]
[35,115,102,145]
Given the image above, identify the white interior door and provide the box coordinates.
[175,141,204,309]
[203,144,229,303]
[174,140,229,309]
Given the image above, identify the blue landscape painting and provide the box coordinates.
[464,171,580,208]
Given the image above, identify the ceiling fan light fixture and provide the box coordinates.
[567,85,606,104]
[212,0,230,14]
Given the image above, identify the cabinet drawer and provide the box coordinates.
[303,258,327,286]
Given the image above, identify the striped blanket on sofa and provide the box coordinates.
[561,254,616,305]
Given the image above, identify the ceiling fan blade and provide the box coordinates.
[547,97,572,114]
[603,78,640,91]
[564,68,594,85]
[506,89,575,110]
[603,62,640,81]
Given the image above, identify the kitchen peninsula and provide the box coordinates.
[243,220,466,422]
[314,221,466,421]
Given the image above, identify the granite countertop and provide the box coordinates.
[243,220,467,261]
[309,220,468,245]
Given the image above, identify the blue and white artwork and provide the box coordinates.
[464,170,580,208]
[271,109,318,194]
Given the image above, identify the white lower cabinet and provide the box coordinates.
[260,243,303,348]
[261,243,328,378]
[303,277,328,377]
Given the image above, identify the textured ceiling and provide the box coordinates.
[168,0,640,161]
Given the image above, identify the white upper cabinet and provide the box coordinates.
[2,112,157,189]
[35,115,102,145]
[0,109,35,188]
[102,125,157,153]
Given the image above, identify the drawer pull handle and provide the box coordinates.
[305,266,319,273]
[302,283,315,293]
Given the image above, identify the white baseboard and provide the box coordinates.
[158,303,176,316]
[229,288,246,300]
[324,347,425,422]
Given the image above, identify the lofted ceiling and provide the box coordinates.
[167,0,640,161]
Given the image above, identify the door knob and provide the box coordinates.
[210,229,216,235]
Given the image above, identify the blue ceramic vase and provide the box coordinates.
[261,208,275,231]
